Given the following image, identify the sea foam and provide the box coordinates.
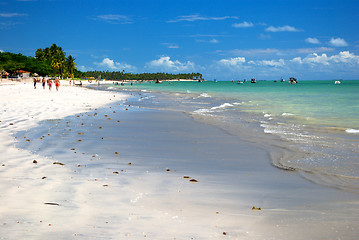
[198,93,211,98]
[346,129,359,134]
[211,103,234,110]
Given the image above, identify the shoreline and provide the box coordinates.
[1,81,358,239]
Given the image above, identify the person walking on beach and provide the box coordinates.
[55,78,60,91]
[42,78,46,89]
[48,78,52,91]
[33,77,37,89]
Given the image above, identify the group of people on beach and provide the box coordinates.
[33,77,60,91]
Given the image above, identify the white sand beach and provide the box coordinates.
[0,80,130,239]
[1,80,358,239]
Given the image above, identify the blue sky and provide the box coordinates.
[1,0,358,80]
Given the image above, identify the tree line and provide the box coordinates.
[0,44,76,78]
[1,44,203,81]
[78,71,203,81]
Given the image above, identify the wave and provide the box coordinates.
[193,102,236,115]
[282,112,295,116]
[211,103,234,110]
[346,128,359,134]
[198,93,211,98]
[193,108,213,114]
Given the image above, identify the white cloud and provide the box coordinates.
[296,47,334,54]
[265,25,301,32]
[218,57,246,66]
[77,65,90,72]
[212,50,359,80]
[196,38,219,44]
[293,51,359,65]
[329,37,348,47]
[229,48,279,56]
[331,51,359,64]
[290,57,302,64]
[95,14,132,24]
[232,21,254,28]
[168,14,238,23]
[305,38,320,44]
[259,34,271,39]
[209,38,219,43]
[225,47,335,58]
[146,56,197,72]
[162,43,179,49]
[0,13,27,17]
[96,58,136,71]
[302,53,330,65]
[256,59,285,67]
[0,49,4,53]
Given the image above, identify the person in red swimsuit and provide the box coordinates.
[55,78,60,91]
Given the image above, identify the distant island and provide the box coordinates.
[0,44,203,81]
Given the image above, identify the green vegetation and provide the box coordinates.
[0,52,52,76]
[0,44,76,78]
[1,44,202,81]
[77,71,203,81]
[35,44,76,78]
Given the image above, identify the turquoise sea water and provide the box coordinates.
[102,80,359,192]
[128,80,359,130]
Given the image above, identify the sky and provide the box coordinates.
[1,0,359,80]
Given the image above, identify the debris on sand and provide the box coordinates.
[44,202,59,206]
[53,162,65,166]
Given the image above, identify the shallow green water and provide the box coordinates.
[128,80,359,130]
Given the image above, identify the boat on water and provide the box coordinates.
[155,79,162,84]
[280,77,285,82]
[251,78,256,83]
[335,80,341,84]
[289,77,298,84]
[237,80,242,84]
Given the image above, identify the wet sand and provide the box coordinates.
[0,81,358,239]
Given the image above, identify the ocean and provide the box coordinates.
[101,80,359,192]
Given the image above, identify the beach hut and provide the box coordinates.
[14,70,31,78]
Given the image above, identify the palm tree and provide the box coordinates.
[65,55,76,78]
[51,49,65,78]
